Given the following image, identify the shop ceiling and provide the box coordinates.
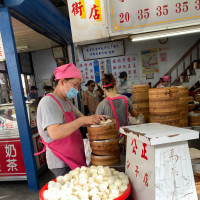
[1,0,71,52]
[12,17,58,52]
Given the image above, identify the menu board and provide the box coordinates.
[79,55,139,82]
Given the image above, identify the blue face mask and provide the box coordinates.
[66,84,79,99]
[120,78,124,83]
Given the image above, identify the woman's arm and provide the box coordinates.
[127,97,138,118]
[130,108,139,118]
[47,115,107,140]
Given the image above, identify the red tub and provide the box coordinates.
[39,178,131,200]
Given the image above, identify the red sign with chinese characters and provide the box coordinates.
[0,35,5,61]
[0,138,26,177]
[128,138,150,188]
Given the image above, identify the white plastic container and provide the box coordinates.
[120,123,199,200]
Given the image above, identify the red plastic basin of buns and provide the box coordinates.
[39,178,131,200]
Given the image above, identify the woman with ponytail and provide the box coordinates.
[96,74,138,130]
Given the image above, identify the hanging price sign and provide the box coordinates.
[108,0,200,36]
[0,33,5,61]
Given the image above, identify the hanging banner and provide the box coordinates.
[0,34,5,61]
[106,59,112,74]
[82,40,124,60]
[141,48,159,74]
[108,0,200,36]
[93,60,101,83]
[67,0,109,44]
[99,59,106,76]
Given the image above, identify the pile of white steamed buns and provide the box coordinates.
[43,165,129,200]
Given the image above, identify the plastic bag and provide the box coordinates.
[129,113,145,125]
[83,138,92,166]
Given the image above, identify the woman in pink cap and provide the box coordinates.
[36,63,107,177]
[156,76,170,88]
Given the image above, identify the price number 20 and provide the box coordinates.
[120,12,130,23]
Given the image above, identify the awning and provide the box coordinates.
[4,0,72,45]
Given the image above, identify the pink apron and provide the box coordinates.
[105,95,129,131]
[35,94,87,170]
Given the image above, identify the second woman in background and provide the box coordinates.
[83,80,104,115]
[96,74,138,129]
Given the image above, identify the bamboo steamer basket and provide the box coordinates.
[133,102,149,111]
[149,99,179,115]
[188,104,195,112]
[91,154,120,166]
[132,85,149,122]
[189,115,200,126]
[87,119,118,140]
[149,119,180,126]
[188,95,194,113]
[90,138,120,156]
[149,87,180,127]
[176,86,188,127]
[179,119,188,127]
[132,85,149,103]
[133,103,149,122]
[150,113,180,120]
[133,102,149,120]
[149,87,178,99]
[150,118,180,126]
[188,96,194,103]
[176,86,188,96]
[195,94,200,102]
[150,114,180,125]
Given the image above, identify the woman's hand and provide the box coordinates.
[95,82,99,87]
[78,115,108,126]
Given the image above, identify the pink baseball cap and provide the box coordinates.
[54,63,82,80]
[162,76,170,82]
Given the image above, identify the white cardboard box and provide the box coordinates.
[120,123,199,200]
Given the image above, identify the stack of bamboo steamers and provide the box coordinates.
[149,87,180,126]
[87,119,120,166]
[132,85,189,127]
[177,86,189,127]
[188,94,200,126]
[132,85,149,122]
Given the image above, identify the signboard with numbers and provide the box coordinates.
[120,123,199,200]
[0,138,26,178]
[67,0,109,44]
[108,0,200,36]
[79,54,139,82]
[0,33,5,61]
